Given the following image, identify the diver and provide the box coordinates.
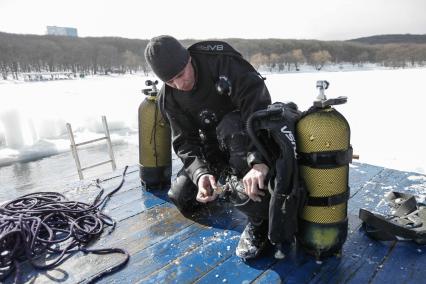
[144,35,273,259]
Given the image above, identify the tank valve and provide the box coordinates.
[315,80,329,101]
[142,80,159,96]
[313,80,347,108]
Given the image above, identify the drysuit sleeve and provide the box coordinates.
[158,87,211,185]
[230,71,272,166]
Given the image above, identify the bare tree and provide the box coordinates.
[250,53,268,70]
[268,53,281,72]
[310,50,332,70]
[291,49,306,70]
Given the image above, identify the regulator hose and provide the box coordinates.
[246,107,283,167]
[0,166,130,284]
[228,107,284,207]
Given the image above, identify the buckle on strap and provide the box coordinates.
[299,146,353,168]
[307,188,350,207]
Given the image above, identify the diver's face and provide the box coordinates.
[166,57,195,91]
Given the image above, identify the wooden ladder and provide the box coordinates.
[66,116,117,180]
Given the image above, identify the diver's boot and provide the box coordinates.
[236,219,268,260]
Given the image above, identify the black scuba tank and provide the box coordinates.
[138,80,171,190]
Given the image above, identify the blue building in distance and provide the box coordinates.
[46,26,78,37]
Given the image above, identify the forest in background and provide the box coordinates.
[1,32,426,80]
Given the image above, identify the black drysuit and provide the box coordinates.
[158,41,271,212]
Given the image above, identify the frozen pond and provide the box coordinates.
[1,68,425,200]
[265,68,426,175]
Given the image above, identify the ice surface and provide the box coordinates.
[0,75,144,166]
[1,68,426,193]
[265,68,426,174]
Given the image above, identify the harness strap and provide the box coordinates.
[307,188,350,207]
[188,41,243,57]
[299,146,353,168]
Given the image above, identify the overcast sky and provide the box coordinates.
[0,0,425,40]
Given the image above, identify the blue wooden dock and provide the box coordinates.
[6,162,426,283]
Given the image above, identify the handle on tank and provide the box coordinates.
[246,107,283,167]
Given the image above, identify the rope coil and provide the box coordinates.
[0,166,130,283]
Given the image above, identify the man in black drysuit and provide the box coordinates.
[144,35,271,259]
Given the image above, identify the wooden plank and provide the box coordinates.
[371,242,426,284]
[349,162,384,197]
[137,224,245,284]
[7,172,169,284]
[361,170,426,284]
[13,203,189,284]
[101,204,246,283]
[349,167,418,215]
[58,207,194,284]
[197,214,351,284]
[12,201,242,283]
[196,246,278,284]
[7,163,425,284]
[29,165,137,207]
[105,190,168,222]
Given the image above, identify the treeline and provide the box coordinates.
[0,32,149,79]
[349,34,426,45]
[1,32,426,80]
[220,38,426,71]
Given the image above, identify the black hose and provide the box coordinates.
[246,107,282,167]
[0,166,130,284]
[227,107,283,207]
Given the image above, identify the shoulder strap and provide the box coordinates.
[188,41,264,79]
[188,41,243,57]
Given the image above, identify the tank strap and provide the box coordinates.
[299,146,353,168]
[307,188,350,207]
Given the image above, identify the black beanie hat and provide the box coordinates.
[144,35,190,82]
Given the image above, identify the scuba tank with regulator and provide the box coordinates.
[138,79,171,190]
[296,80,352,259]
[230,80,352,260]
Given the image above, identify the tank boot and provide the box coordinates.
[236,218,268,260]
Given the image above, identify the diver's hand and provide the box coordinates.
[196,174,218,203]
[243,163,269,202]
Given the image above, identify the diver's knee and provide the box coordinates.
[168,172,198,212]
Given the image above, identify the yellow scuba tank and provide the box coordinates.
[296,80,352,259]
[138,79,171,190]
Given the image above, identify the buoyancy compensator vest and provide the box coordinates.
[246,102,307,244]
[296,81,352,258]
